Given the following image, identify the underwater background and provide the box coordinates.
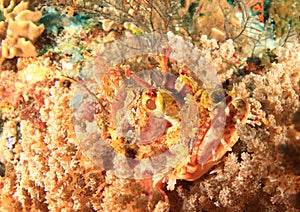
[0,0,299,211]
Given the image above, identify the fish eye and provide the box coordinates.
[146,99,156,110]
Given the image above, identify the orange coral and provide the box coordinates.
[246,0,265,22]
[177,42,300,211]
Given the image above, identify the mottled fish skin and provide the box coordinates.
[169,94,248,182]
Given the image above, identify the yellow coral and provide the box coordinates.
[0,1,44,69]
[1,37,39,58]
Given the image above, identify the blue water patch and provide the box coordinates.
[39,8,90,35]
[263,0,271,23]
